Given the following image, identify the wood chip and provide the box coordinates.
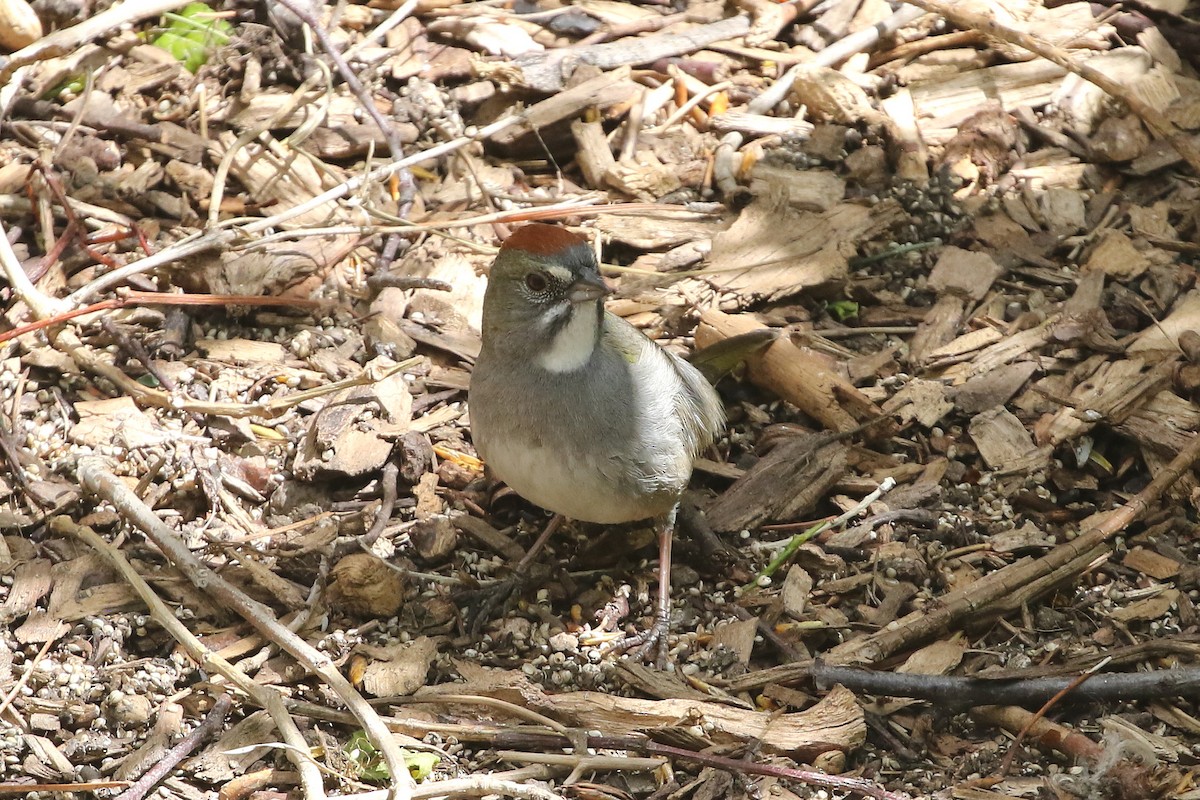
[1110,589,1179,624]
[1123,548,1181,580]
[968,407,1047,472]
[360,637,439,697]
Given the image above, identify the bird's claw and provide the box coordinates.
[601,611,672,669]
[462,573,527,636]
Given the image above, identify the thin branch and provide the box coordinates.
[270,0,412,207]
[76,460,415,800]
[113,694,233,800]
[812,658,1200,707]
[0,220,66,319]
[56,516,327,800]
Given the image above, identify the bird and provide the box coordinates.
[468,223,726,665]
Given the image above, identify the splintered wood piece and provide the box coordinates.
[590,212,725,251]
[570,118,616,190]
[932,317,1056,379]
[909,295,967,366]
[1035,358,1175,447]
[488,67,638,149]
[508,15,752,93]
[210,132,351,228]
[694,188,905,307]
[878,88,930,183]
[14,555,140,643]
[697,309,884,435]
[1130,290,1200,354]
[908,60,1067,145]
[882,378,953,429]
[950,361,1039,414]
[436,662,865,756]
[0,558,51,624]
[968,406,1048,472]
[605,149,682,200]
[1117,390,1200,456]
[189,712,278,783]
[705,436,848,533]
[1083,230,1152,279]
[358,637,439,697]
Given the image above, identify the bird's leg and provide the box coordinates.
[465,514,564,635]
[606,504,678,668]
[515,513,565,573]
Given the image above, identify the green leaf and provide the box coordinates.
[150,3,233,73]
[344,731,440,783]
[45,75,87,99]
[825,300,859,322]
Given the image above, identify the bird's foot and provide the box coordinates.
[601,609,672,669]
[460,564,549,636]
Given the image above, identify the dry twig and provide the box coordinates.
[57,517,328,800]
[76,460,416,800]
[828,431,1200,665]
[113,694,233,800]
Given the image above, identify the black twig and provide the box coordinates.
[113,694,232,800]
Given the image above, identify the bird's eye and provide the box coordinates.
[524,272,548,292]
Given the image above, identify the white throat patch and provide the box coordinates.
[538,305,598,373]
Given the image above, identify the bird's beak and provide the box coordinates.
[568,274,613,304]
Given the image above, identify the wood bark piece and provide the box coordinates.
[705,435,847,533]
[696,309,885,435]
[968,406,1048,472]
[696,189,906,307]
[569,118,616,190]
[1035,357,1176,447]
[508,15,752,93]
[488,67,638,151]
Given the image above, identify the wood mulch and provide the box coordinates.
[2,1,1200,799]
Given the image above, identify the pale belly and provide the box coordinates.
[477,437,681,524]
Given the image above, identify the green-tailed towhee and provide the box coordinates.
[468,223,725,664]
